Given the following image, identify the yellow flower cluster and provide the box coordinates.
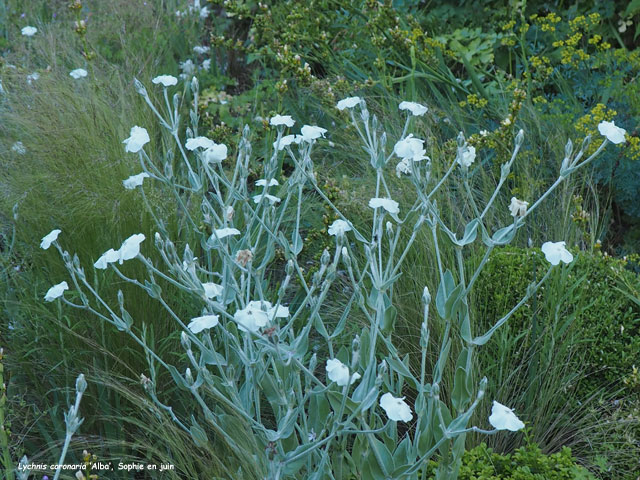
[459,93,488,109]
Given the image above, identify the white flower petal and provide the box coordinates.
[368,197,399,215]
[94,248,119,269]
[21,26,37,37]
[202,282,223,299]
[40,229,61,250]
[300,125,327,142]
[44,281,68,302]
[336,96,361,110]
[69,68,88,79]
[185,136,215,150]
[270,115,295,127]
[399,101,428,116]
[188,314,219,333]
[118,234,145,263]
[541,241,573,266]
[203,143,228,163]
[256,178,279,187]
[327,219,352,236]
[597,120,626,144]
[152,75,178,87]
[122,126,150,153]
[379,392,413,422]
[123,172,150,190]
[489,401,525,431]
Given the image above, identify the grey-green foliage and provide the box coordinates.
[43,77,624,479]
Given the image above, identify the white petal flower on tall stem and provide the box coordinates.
[253,194,281,205]
[541,241,573,265]
[211,227,241,240]
[379,393,413,422]
[118,234,145,263]
[69,69,88,80]
[597,120,626,144]
[369,197,399,215]
[123,172,150,190]
[44,281,68,302]
[152,75,178,87]
[393,134,428,161]
[325,359,361,386]
[270,115,295,127]
[203,143,227,163]
[399,101,428,116]
[488,401,525,431]
[94,248,119,270]
[457,145,476,168]
[256,179,279,187]
[202,282,223,299]
[21,26,37,37]
[122,126,150,153]
[508,197,528,218]
[185,136,215,150]
[327,219,352,236]
[188,314,219,333]
[300,125,327,142]
[40,229,61,250]
[336,96,361,110]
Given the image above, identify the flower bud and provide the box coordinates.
[75,374,87,394]
[191,76,199,95]
[154,232,163,248]
[385,221,394,238]
[181,331,191,351]
[185,367,193,385]
[341,247,351,268]
[564,138,573,158]
[515,129,524,147]
[456,131,465,148]
[133,78,148,97]
[320,249,330,266]
[581,134,592,153]
[422,286,431,305]
[286,259,294,276]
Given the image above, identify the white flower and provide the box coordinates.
[300,125,327,142]
[457,145,476,168]
[597,120,626,145]
[396,159,411,177]
[44,281,68,302]
[273,134,301,151]
[256,178,279,187]
[379,393,413,422]
[152,75,178,87]
[69,68,88,79]
[246,300,289,318]
[202,282,223,299]
[123,126,150,153]
[179,59,196,75]
[336,96,361,110]
[199,6,209,18]
[508,197,528,218]
[502,117,512,126]
[393,134,428,161]
[123,172,150,190]
[21,26,37,37]
[94,248,119,269]
[201,59,211,71]
[488,401,525,431]
[369,197,399,215]
[188,314,219,333]
[26,72,39,85]
[211,227,241,240]
[253,194,281,205]
[185,136,215,150]
[40,229,61,250]
[479,129,489,137]
[327,219,352,236]
[118,233,145,263]
[11,142,26,154]
[203,143,228,163]
[541,241,573,265]
[193,45,210,54]
[270,115,295,127]
[234,305,269,333]
[399,101,428,116]
[326,359,361,386]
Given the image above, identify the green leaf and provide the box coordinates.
[451,348,472,412]
[189,416,208,447]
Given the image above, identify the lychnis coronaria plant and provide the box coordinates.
[40,75,627,479]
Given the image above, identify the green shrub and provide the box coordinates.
[423,441,596,480]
